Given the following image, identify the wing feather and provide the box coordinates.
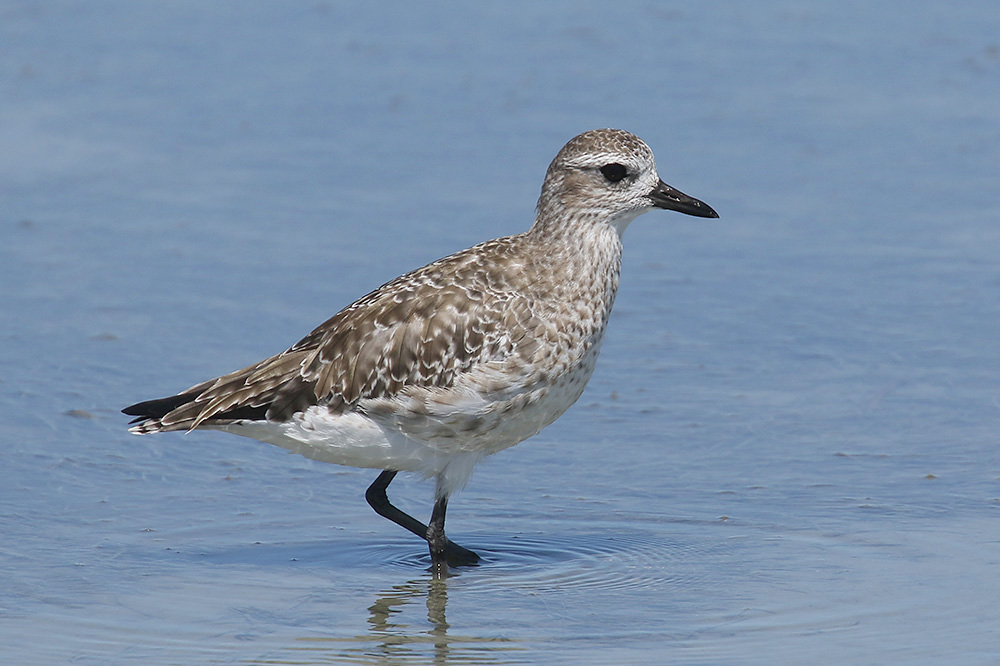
[125,235,540,432]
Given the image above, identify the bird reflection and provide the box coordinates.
[367,579,455,664]
[264,576,516,665]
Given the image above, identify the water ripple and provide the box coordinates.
[345,529,721,592]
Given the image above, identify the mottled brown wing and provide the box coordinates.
[295,285,509,413]
[132,237,535,431]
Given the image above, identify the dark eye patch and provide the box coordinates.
[599,163,628,183]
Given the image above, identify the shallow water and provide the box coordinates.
[3,2,999,664]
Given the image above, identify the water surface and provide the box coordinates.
[2,2,998,664]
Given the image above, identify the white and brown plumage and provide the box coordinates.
[124,128,718,576]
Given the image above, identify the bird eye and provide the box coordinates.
[599,163,628,183]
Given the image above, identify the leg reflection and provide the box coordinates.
[427,579,450,664]
[364,578,513,665]
[365,580,450,664]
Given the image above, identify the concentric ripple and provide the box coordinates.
[350,528,722,592]
[182,521,728,594]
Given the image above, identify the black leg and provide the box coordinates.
[365,471,426,538]
[365,471,480,569]
[427,495,449,578]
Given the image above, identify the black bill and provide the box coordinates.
[648,179,719,218]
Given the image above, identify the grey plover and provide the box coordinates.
[124,128,718,576]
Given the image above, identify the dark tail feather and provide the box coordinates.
[122,392,200,424]
[124,391,270,433]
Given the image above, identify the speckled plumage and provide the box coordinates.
[124,129,717,571]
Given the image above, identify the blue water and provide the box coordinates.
[2,2,999,664]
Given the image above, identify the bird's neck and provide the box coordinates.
[523,216,624,326]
